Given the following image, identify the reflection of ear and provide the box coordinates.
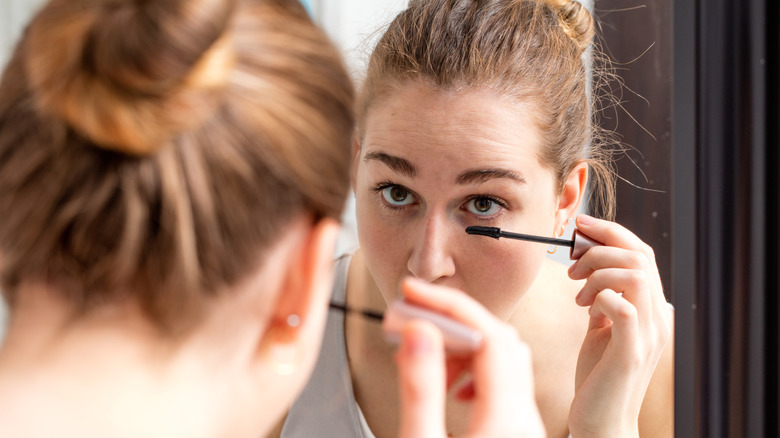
[257,218,340,377]
[555,162,588,227]
[350,137,361,193]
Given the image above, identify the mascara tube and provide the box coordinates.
[383,299,483,354]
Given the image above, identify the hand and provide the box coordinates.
[566,214,673,438]
[391,277,546,438]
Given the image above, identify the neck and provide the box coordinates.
[0,283,273,438]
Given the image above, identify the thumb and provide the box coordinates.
[396,320,447,438]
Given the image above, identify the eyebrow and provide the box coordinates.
[363,151,526,185]
[456,168,527,185]
[363,151,417,177]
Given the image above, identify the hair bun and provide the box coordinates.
[24,0,236,155]
[544,0,594,52]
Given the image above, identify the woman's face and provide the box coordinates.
[354,82,571,319]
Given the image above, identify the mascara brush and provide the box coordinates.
[465,226,601,260]
[329,302,384,322]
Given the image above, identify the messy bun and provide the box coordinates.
[24,0,236,155]
[0,0,354,334]
[360,0,615,219]
[543,0,595,51]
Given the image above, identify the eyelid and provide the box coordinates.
[371,180,396,192]
[467,194,508,209]
[372,181,419,209]
[463,194,508,219]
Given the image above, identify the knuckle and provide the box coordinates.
[626,269,648,290]
[628,251,648,269]
[614,300,638,322]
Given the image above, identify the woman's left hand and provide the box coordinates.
[566,214,673,438]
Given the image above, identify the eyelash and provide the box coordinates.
[370,181,509,220]
[371,181,413,211]
[466,195,507,209]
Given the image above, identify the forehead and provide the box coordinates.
[362,82,544,169]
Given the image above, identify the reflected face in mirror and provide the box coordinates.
[353,81,564,320]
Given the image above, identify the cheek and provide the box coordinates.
[458,240,547,320]
[355,205,407,303]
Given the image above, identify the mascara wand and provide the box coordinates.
[465,226,601,260]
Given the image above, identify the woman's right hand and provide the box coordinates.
[391,277,546,438]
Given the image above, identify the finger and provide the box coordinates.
[396,320,447,438]
[468,333,543,436]
[400,278,546,435]
[400,277,504,335]
[575,268,653,315]
[588,289,641,369]
[575,214,655,257]
[568,245,652,280]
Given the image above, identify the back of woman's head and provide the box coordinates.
[359,0,615,219]
[0,0,355,333]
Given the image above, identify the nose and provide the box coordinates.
[406,213,456,283]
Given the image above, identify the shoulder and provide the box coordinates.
[512,259,589,356]
[525,259,588,326]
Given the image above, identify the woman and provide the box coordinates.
[0,0,544,437]
[283,0,673,437]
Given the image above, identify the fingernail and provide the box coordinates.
[577,214,595,226]
[567,260,578,275]
[575,289,583,304]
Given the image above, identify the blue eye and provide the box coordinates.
[380,185,416,206]
[466,196,503,216]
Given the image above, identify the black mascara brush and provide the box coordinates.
[465,226,601,260]
[329,302,384,322]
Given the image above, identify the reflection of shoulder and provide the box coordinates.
[542,257,585,300]
[517,259,588,336]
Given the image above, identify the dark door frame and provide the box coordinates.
[599,0,778,436]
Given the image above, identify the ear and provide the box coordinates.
[350,137,361,193]
[554,162,588,232]
[256,217,340,377]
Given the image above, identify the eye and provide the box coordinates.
[465,196,504,216]
[380,185,416,206]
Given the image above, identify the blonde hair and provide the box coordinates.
[358,0,616,219]
[0,0,355,333]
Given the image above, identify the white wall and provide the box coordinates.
[0,0,47,69]
[313,0,408,79]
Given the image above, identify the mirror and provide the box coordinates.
[287,1,677,437]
